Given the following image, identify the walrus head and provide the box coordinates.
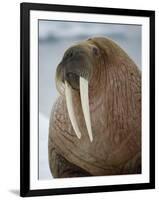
[55,37,139,142]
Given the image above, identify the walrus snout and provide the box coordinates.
[56,46,93,91]
[57,62,82,91]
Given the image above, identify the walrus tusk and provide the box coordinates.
[65,81,82,139]
[80,77,93,142]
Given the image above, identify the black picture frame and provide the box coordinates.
[20,2,155,197]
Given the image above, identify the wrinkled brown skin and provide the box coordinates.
[48,37,141,178]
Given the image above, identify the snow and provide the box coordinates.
[39,113,52,179]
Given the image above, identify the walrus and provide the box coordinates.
[48,37,141,178]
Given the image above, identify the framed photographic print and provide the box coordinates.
[20,2,155,197]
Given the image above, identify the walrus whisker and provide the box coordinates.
[80,77,93,142]
[65,80,82,139]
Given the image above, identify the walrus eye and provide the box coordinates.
[92,46,99,56]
